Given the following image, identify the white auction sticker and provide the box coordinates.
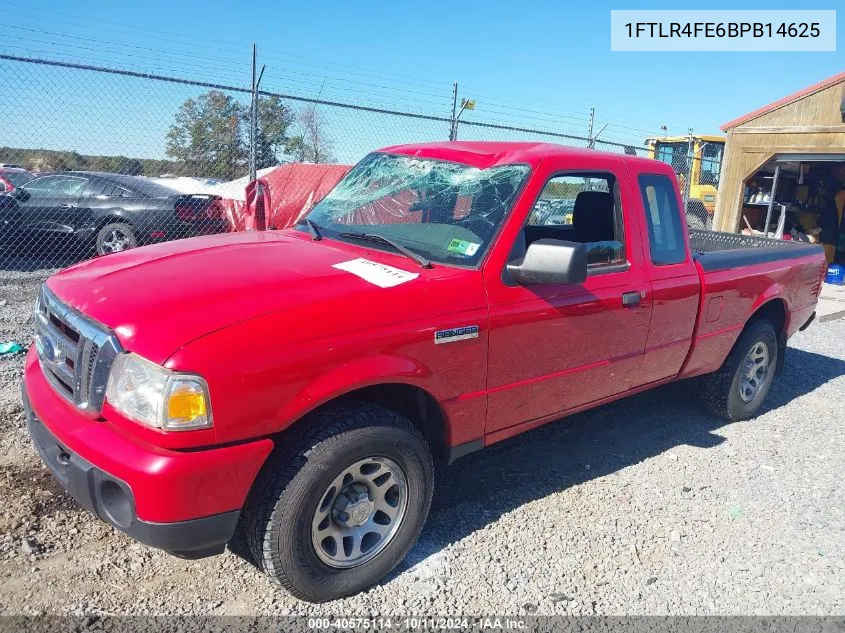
[332,258,419,288]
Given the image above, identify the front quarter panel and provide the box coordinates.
[166,270,489,447]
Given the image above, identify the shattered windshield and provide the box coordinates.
[304,153,530,266]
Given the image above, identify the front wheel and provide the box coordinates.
[241,403,434,602]
[700,319,778,421]
[95,222,137,255]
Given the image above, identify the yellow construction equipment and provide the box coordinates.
[645,134,725,226]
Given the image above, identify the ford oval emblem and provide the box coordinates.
[35,334,58,363]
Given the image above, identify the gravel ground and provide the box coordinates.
[1,268,844,616]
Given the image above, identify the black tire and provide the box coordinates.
[700,319,778,421]
[241,402,434,602]
[95,222,137,255]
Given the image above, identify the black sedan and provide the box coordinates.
[0,171,230,256]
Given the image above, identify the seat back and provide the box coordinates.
[571,191,615,243]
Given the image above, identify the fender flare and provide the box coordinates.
[748,285,788,330]
[97,210,132,226]
[274,353,440,432]
[747,289,789,374]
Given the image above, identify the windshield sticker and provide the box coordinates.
[447,239,480,257]
[332,258,419,288]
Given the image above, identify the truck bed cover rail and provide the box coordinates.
[689,229,803,253]
[690,229,823,272]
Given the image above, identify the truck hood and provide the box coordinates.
[47,230,461,364]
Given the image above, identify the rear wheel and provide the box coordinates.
[95,222,137,255]
[241,403,434,602]
[700,319,778,421]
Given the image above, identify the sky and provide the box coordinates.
[0,0,843,167]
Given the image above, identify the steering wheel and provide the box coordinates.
[455,214,495,242]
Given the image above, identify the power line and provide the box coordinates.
[0,23,454,106]
[0,23,249,72]
[2,5,450,91]
[1,39,252,86]
[461,85,684,133]
[0,54,455,124]
[2,3,693,134]
[1,41,452,115]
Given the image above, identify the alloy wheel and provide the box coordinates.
[310,457,408,569]
[739,341,769,402]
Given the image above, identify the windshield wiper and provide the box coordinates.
[302,218,323,241]
[337,231,432,269]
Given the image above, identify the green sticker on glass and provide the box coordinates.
[447,239,480,256]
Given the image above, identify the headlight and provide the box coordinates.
[105,353,212,431]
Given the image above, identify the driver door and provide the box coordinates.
[484,167,652,436]
[16,174,88,234]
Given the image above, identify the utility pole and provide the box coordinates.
[588,107,595,149]
[449,86,475,142]
[450,82,458,141]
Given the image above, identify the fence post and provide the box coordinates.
[248,45,265,184]
[683,128,693,213]
[450,82,458,141]
[249,44,257,183]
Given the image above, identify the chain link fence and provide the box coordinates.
[0,54,716,290]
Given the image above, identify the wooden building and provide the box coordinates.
[712,72,845,238]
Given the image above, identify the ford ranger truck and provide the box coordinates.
[22,142,826,602]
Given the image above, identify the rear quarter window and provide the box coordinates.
[638,174,687,266]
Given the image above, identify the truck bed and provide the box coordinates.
[689,229,823,271]
[679,229,825,380]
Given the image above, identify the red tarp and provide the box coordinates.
[234,163,351,232]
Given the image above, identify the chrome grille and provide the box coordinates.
[34,285,122,416]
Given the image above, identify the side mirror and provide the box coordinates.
[506,238,587,285]
[11,187,30,202]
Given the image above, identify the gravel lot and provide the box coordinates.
[1,267,844,616]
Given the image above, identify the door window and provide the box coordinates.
[654,142,688,174]
[639,174,686,265]
[699,143,724,186]
[22,175,87,197]
[110,185,133,198]
[94,183,134,198]
[526,174,625,269]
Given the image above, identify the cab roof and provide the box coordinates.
[645,135,725,144]
[379,141,653,170]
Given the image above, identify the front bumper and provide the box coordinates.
[21,348,274,558]
[23,386,239,558]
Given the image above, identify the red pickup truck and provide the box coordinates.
[22,142,826,602]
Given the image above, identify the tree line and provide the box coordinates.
[1,90,335,180]
[165,90,334,180]
[0,147,178,177]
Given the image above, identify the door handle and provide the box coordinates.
[59,204,75,209]
[622,291,642,307]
